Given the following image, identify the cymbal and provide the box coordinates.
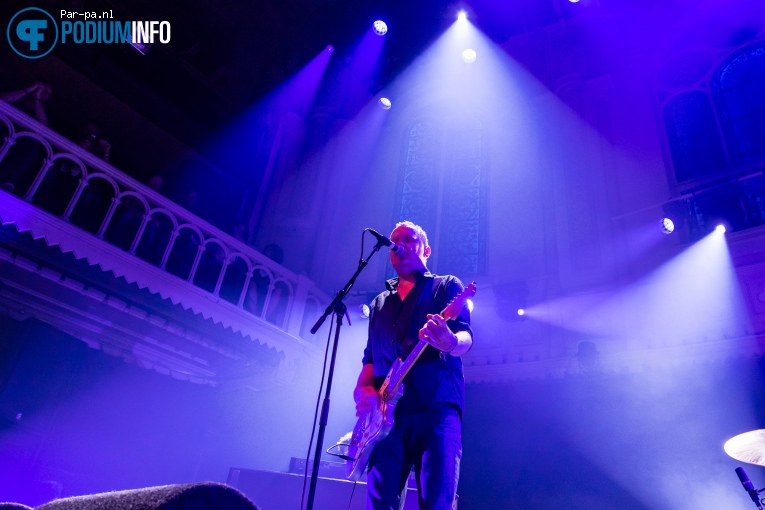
[725,430,765,467]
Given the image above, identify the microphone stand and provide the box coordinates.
[305,240,385,510]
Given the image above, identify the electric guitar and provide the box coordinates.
[345,282,477,481]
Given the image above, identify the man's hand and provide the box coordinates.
[354,385,377,418]
[99,139,111,161]
[26,83,42,95]
[419,314,458,353]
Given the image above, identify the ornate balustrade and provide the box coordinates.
[661,169,765,242]
[0,100,329,379]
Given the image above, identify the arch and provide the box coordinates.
[243,264,276,317]
[136,210,175,265]
[165,225,203,280]
[104,191,150,251]
[201,238,231,261]
[83,172,120,196]
[441,114,488,276]
[663,90,727,182]
[0,132,51,197]
[9,131,53,156]
[69,174,118,234]
[116,190,151,211]
[193,240,227,293]
[300,295,323,341]
[711,42,765,165]
[146,207,180,230]
[219,255,250,306]
[229,252,254,275]
[30,154,86,215]
[393,117,443,278]
[264,278,293,329]
[0,115,14,141]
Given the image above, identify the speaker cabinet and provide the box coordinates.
[35,482,257,510]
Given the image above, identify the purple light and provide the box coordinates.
[660,218,675,234]
[326,45,334,53]
[467,299,474,312]
[517,308,525,316]
[373,20,387,36]
[457,10,468,21]
[715,224,726,234]
[379,97,392,109]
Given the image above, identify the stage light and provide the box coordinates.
[379,97,392,109]
[517,308,525,316]
[358,304,371,319]
[457,10,467,21]
[569,0,580,3]
[461,49,477,64]
[715,224,726,234]
[326,45,334,53]
[467,299,474,313]
[373,20,388,36]
[660,218,675,234]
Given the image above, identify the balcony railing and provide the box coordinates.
[662,169,765,242]
[0,100,328,347]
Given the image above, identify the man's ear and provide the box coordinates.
[423,245,431,259]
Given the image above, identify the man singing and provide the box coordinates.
[354,221,473,510]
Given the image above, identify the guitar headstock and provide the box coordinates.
[442,281,477,321]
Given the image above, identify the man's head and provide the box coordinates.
[78,122,101,144]
[390,221,431,275]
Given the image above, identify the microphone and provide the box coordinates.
[736,467,763,509]
[367,229,406,256]
[367,228,392,246]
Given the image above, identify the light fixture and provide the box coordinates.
[457,10,468,21]
[326,45,334,53]
[379,97,392,109]
[660,218,675,234]
[461,49,477,64]
[715,224,726,234]
[517,308,525,316]
[373,20,388,36]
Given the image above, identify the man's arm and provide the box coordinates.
[0,84,40,103]
[0,84,48,125]
[353,363,376,417]
[420,315,472,356]
[30,98,48,126]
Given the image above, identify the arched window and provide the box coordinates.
[662,91,727,182]
[440,117,488,276]
[711,42,765,165]
[396,119,441,233]
[393,116,487,277]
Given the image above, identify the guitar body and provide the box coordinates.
[346,359,404,481]
[345,282,476,481]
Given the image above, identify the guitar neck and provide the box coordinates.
[385,339,429,398]
[380,281,476,401]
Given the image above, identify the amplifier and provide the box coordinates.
[227,467,420,510]
[288,457,417,487]
[288,457,347,479]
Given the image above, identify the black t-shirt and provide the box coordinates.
[362,271,472,415]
